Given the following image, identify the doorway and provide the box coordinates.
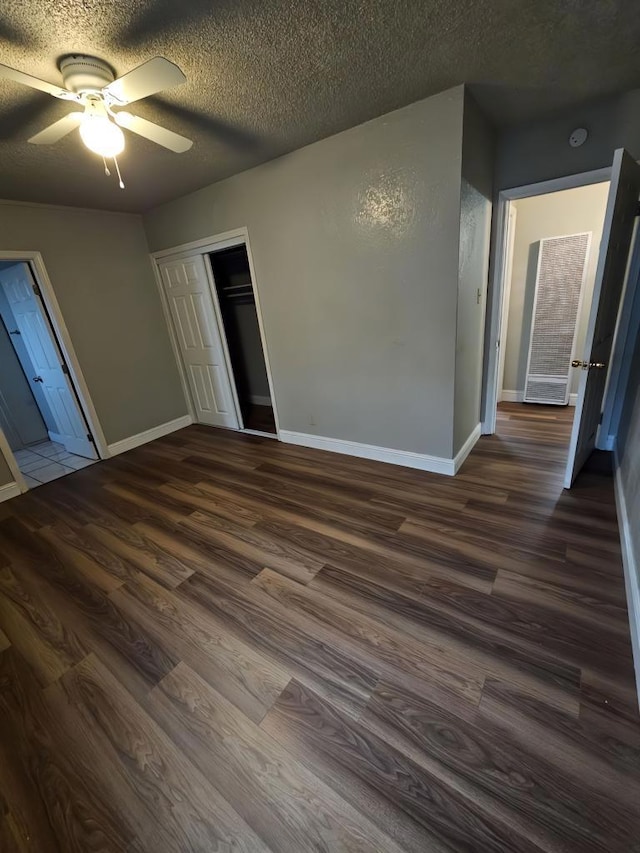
[155,230,279,439]
[495,182,609,455]
[208,245,276,435]
[484,150,640,488]
[0,259,99,489]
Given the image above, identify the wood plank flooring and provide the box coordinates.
[0,402,638,852]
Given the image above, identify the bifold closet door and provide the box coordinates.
[159,255,240,429]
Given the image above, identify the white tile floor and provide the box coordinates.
[13,440,96,488]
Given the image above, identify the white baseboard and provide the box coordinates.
[614,446,640,710]
[249,395,272,406]
[0,481,22,503]
[501,390,577,406]
[453,424,481,474]
[279,430,457,476]
[107,414,193,457]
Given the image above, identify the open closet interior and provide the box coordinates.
[208,246,276,434]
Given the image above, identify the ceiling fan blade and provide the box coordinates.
[29,112,84,145]
[104,57,186,105]
[0,62,74,99]
[114,111,192,153]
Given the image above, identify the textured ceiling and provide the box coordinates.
[1,0,639,213]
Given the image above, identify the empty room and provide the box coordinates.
[0,2,639,851]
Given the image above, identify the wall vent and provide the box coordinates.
[524,232,591,405]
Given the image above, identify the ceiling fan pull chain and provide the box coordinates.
[113,156,125,189]
[102,156,111,177]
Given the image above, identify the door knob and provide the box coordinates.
[571,360,606,370]
[32,376,43,382]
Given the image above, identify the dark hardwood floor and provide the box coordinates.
[0,402,638,852]
[243,403,277,434]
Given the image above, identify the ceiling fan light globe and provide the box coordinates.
[80,115,125,157]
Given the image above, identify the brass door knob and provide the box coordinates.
[571,360,606,369]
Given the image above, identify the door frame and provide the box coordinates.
[0,252,109,489]
[150,227,281,438]
[482,167,612,434]
[598,216,640,448]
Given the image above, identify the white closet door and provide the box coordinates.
[159,255,239,429]
[1,265,97,459]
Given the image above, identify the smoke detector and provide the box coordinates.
[569,128,588,148]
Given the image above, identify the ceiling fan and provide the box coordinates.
[0,55,193,188]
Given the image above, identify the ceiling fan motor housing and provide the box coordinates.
[59,55,115,94]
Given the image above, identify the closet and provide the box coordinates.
[208,246,276,434]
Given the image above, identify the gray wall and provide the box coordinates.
[454,92,494,454]
[503,183,609,396]
[0,268,56,437]
[482,87,640,424]
[146,87,466,458]
[496,89,640,192]
[0,202,186,448]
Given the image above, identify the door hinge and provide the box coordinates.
[61,362,69,375]
[32,283,41,298]
[87,433,94,443]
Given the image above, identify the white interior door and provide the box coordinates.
[1,264,97,460]
[159,255,240,429]
[564,149,640,487]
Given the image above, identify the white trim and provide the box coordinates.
[279,430,458,476]
[242,236,281,436]
[242,428,278,439]
[0,482,22,503]
[202,253,245,427]
[249,395,272,406]
[0,251,109,459]
[0,425,27,494]
[107,415,192,457]
[499,168,612,202]
[614,446,640,710]
[501,390,577,406]
[496,204,517,404]
[150,228,249,261]
[149,227,282,438]
[453,424,481,474]
[482,167,612,435]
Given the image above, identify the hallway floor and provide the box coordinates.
[14,439,96,487]
[0,406,638,851]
